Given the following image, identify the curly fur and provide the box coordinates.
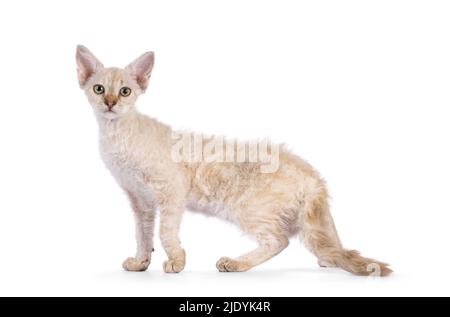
[76,45,392,276]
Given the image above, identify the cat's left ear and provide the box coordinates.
[125,52,155,91]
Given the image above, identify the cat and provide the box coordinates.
[76,45,392,276]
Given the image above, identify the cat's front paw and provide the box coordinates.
[216,257,248,272]
[163,259,185,273]
[122,257,150,272]
[163,250,186,273]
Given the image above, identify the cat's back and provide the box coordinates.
[186,145,320,202]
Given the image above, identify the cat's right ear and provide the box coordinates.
[76,45,104,88]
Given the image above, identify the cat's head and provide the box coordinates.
[76,45,154,119]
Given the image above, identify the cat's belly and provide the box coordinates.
[186,198,234,222]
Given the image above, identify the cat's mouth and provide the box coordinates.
[100,108,119,118]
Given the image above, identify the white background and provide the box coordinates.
[0,0,449,297]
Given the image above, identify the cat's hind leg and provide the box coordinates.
[216,233,289,272]
[216,204,291,272]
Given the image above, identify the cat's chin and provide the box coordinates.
[97,110,121,120]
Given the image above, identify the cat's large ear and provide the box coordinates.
[76,45,104,88]
[125,52,155,91]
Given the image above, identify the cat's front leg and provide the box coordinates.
[122,190,156,272]
[159,204,186,273]
[151,172,188,273]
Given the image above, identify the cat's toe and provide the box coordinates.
[163,259,185,273]
[122,257,150,272]
[216,257,247,272]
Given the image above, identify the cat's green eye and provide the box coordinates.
[120,87,131,97]
[93,84,105,95]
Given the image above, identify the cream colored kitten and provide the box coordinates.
[76,45,391,276]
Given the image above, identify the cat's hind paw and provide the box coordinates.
[122,257,150,272]
[216,257,248,272]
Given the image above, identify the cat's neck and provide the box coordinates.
[96,109,140,135]
[96,108,171,143]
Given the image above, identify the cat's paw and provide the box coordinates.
[163,249,185,273]
[163,258,185,273]
[216,257,248,272]
[122,257,150,272]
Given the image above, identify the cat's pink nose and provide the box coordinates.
[104,95,118,109]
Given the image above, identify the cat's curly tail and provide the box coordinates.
[299,184,392,276]
[315,246,393,277]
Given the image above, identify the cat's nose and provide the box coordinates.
[104,95,118,109]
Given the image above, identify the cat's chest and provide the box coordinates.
[99,139,145,189]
